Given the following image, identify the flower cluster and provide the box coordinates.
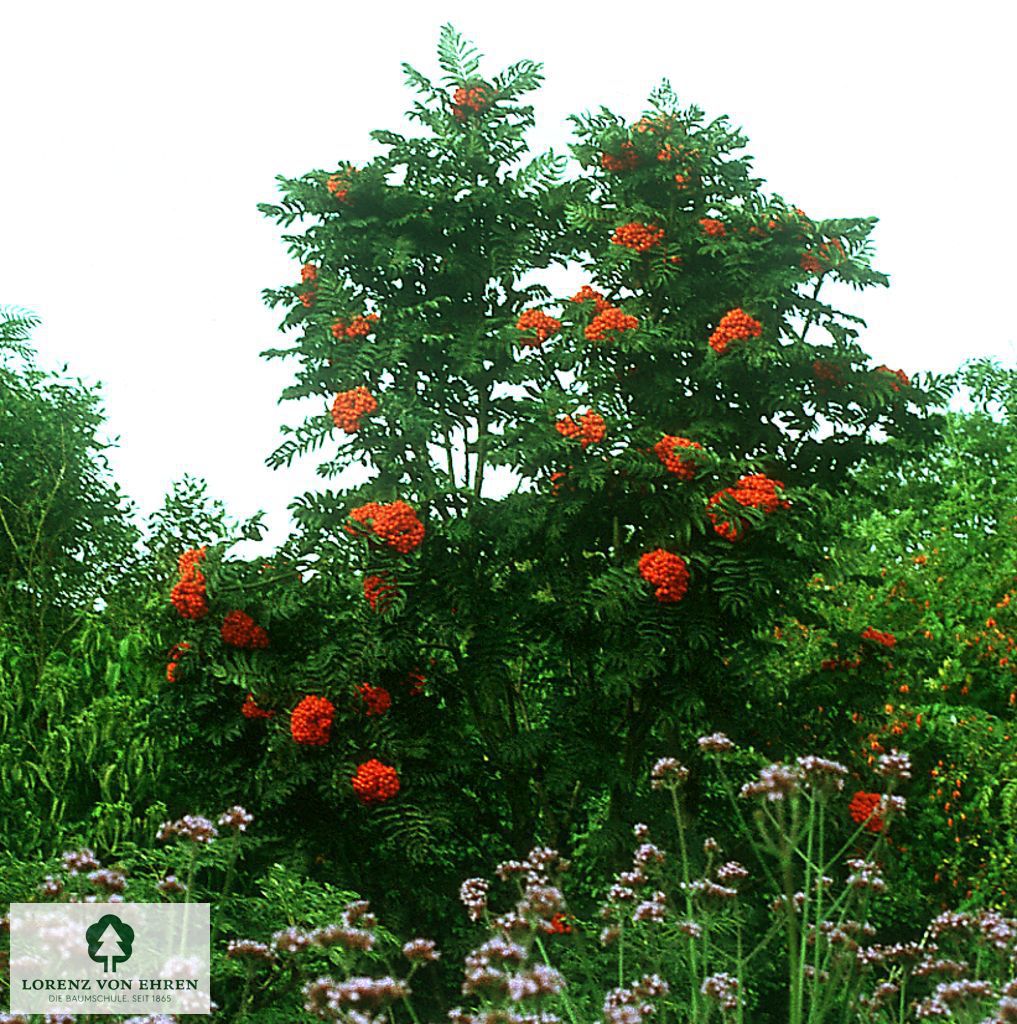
[556,410,606,449]
[699,217,727,238]
[347,500,425,554]
[600,141,639,172]
[165,641,190,682]
[363,573,398,613]
[221,610,269,649]
[352,758,400,805]
[611,221,664,253]
[861,626,897,649]
[585,304,639,342]
[170,546,208,620]
[708,308,762,355]
[291,695,335,746]
[514,309,561,349]
[241,694,275,719]
[638,549,691,604]
[451,83,490,121]
[330,386,378,432]
[218,805,254,832]
[707,473,789,541]
[653,434,703,480]
[331,313,379,341]
[326,167,357,202]
[356,682,392,717]
[157,815,218,845]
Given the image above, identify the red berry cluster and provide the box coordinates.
[170,547,209,620]
[298,263,318,308]
[600,142,639,172]
[352,758,400,805]
[403,668,426,696]
[545,912,573,935]
[221,610,269,650]
[653,435,703,480]
[699,217,727,238]
[165,641,191,683]
[874,365,910,392]
[331,313,379,341]
[556,410,606,449]
[800,238,847,275]
[585,305,639,342]
[515,309,562,349]
[707,474,789,542]
[861,626,897,649]
[708,309,762,355]
[331,386,378,433]
[347,500,425,554]
[326,167,357,202]
[291,695,335,746]
[451,84,490,121]
[242,694,275,720]
[638,549,690,603]
[848,791,885,833]
[570,285,612,312]
[357,682,392,717]
[363,573,398,613]
[611,222,664,253]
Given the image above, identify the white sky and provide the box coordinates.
[2,1,1015,547]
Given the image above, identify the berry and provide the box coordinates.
[800,238,846,275]
[165,642,191,683]
[556,410,606,449]
[874,365,910,392]
[515,309,562,349]
[570,285,612,312]
[639,549,690,604]
[352,759,400,805]
[221,610,269,650]
[848,791,885,833]
[170,547,208,620]
[403,668,426,696]
[708,309,762,356]
[451,83,490,121]
[699,217,727,239]
[357,683,392,717]
[861,627,897,649]
[242,694,275,720]
[653,435,703,480]
[707,474,789,542]
[363,573,398,613]
[585,305,639,343]
[327,167,357,202]
[600,142,639,172]
[331,313,379,341]
[611,222,664,253]
[347,500,425,554]
[291,695,335,746]
[331,386,378,433]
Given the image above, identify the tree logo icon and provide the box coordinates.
[85,914,135,973]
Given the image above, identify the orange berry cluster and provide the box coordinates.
[347,500,425,554]
[357,682,392,717]
[861,626,897,649]
[165,642,191,683]
[352,758,400,805]
[331,386,378,433]
[242,694,275,720]
[570,285,612,312]
[600,142,639,172]
[298,263,318,308]
[221,610,269,650]
[848,791,884,833]
[699,217,727,239]
[800,238,847,275]
[585,306,639,343]
[708,309,762,355]
[331,314,379,341]
[638,549,690,603]
[707,474,789,541]
[171,547,209,620]
[874,365,910,392]
[654,435,703,480]
[326,168,357,202]
[612,222,665,253]
[451,84,490,121]
[363,573,398,613]
[515,309,562,349]
[556,410,606,449]
[291,694,335,746]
